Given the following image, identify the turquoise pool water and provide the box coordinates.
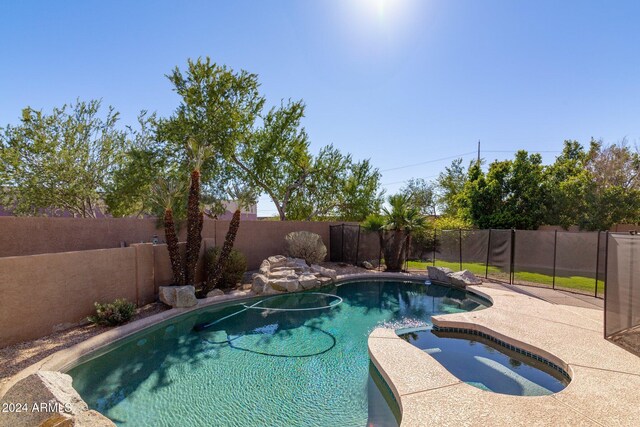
[398,328,569,396]
[69,280,488,426]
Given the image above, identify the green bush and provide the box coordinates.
[88,298,136,326]
[205,247,247,290]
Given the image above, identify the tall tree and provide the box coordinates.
[231,100,312,220]
[285,145,383,221]
[436,158,467,217]
[400,178,437,216]
[459,151,546,229]
[157,57,264,285]
[1,100,128,217]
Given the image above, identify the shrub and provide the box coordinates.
[284,231,327,265]
[88,298,136,326]
[205,247,247,290]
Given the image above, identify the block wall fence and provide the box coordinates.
[0,218,345,347]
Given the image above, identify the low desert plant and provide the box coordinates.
[205,247,247,290]
[284,231,327,265]
[88,298,136,326]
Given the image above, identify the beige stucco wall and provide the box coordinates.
[0,217,343,265]
[0,247,139,347]
[0,217,164,258]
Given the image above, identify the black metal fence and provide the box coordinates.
[329,225,607,298]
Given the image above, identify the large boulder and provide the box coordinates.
[206,289,224,298]
[252,273,269,294]
[427,266,454,284]
[448,270,482,288]
[270,278,299,293]
[0,371,114,427]
[258,260,270,276]
[310,264,337,280]
[298,274,320,290]
[159,285,197,308]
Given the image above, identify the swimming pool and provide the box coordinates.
[69,280,489,426]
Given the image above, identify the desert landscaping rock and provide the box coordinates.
[427,266,454,284]
[252,274,269,293]
[318,276,333,285]
[298,274,320,289]
[361,261,374,270]
[206,289,224,298]
[311,264,338,280]
[159,285,197,308]
[268,269,297,279]
[252,256,337,295]
[270,278,299,292]
[0,371,110,427]
[448,270,482,288]
[267,255,287,268]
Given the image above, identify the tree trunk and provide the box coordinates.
[203,209,241,294]
[184,169,201,286]
[384,230,406,271]
[164,208,184,286]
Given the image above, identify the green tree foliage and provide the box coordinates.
[436,158,467,217]
[400,178,437,216]
[543,141,593,229]
[458,151,546,229]
[106,58,382,223]
[0,100,128,217]
[284,145,383,221]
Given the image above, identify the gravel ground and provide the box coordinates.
[0,303,168,389]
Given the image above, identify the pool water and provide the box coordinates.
[69,281,488,426]
[399,329,569,396]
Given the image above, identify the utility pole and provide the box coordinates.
[477,140,481,165]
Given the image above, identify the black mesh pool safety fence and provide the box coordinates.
[329,224,640,354]
[329,225,607,298]
[605,233,640,344]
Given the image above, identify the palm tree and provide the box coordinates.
[378,194,428,271]
[184,139,210,286]
[150,177,186,286]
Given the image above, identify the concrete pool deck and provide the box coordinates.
[369,283,640,426]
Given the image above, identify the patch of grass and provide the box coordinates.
[407,260,499,276]
[407,260,603,295]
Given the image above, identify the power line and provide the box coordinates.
[380,151,477,172]
[379,149,562,173]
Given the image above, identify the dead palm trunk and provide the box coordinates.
[163,208,184,286]
[184,169,202,286]
[203,209,241,293]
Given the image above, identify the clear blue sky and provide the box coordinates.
[1,0,639,216]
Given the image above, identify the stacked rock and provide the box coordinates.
[252,255,337,294]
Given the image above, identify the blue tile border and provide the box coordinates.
[432,325,571,381]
